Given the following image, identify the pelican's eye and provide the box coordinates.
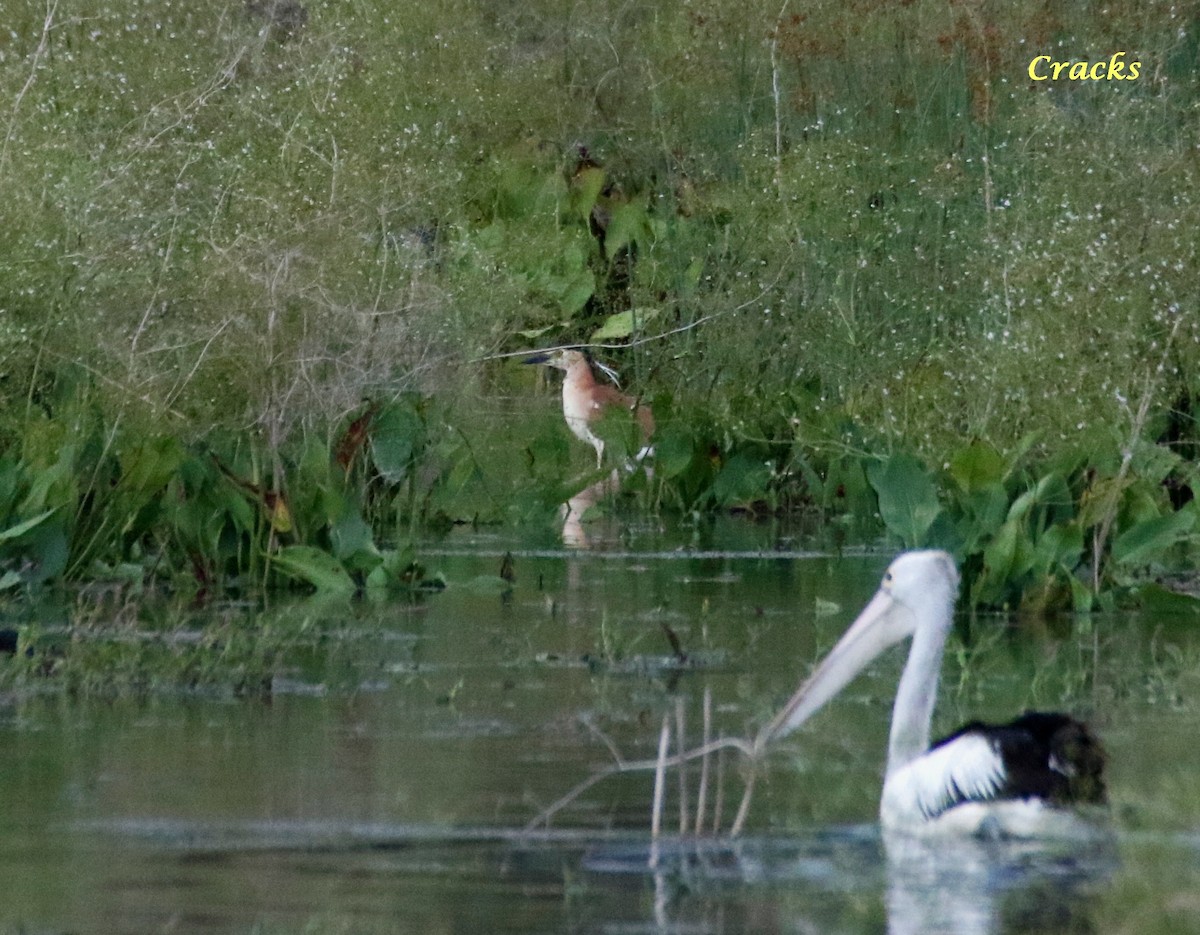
[883,571,894,586]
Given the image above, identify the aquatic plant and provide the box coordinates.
[865,437,1198,612]
[0,388,444,595]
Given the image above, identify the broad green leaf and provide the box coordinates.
[15,520,69,586]
[1132,582,1200,617]
[370,401,425,484]
[330,509,378,564]
[272,546,355,594]
[517,325,557,340]
[952,485,1009,553]
[19,452,73,516]
[557,268,595,314]
[1032,521,1084,577]
[949,441,1006,493]
[121,436,185,495]
[1068,574,1094,613]
[654,425,695,480]
[569,165,606,220]
[1129,440,1182,486]
[366,564,389,590]
[924,510,964,556]
[603,202,652,258]
[974,518,1024,605]
[1007,471,1070,523]
[1112,508,1196,567]
[0,508,57,543]
[824,457,873,513]
[589,307,660,342]
[709,451,771,507]
[527,426,570,476]
[867,454,942,548]
[297,436,333,490]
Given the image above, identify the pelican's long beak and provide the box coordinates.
[759,586,915,746]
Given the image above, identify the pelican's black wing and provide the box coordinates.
[931,711,1107,808]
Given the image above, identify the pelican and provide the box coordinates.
[759,550,1107,837]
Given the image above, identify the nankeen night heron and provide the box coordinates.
[526,349,654,469]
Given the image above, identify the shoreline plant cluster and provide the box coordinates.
[1,1,1197,610]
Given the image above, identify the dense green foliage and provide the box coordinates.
[2,1,1199,604]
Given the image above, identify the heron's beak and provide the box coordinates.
[760,586,914,745]
[523,353,551,365]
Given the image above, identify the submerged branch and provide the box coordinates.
[523,734,757,833]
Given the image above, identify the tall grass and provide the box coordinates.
[1,0,1198,588]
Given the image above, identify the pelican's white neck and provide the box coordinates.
[885,587,956,776]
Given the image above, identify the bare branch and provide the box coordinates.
[523,734,756,833]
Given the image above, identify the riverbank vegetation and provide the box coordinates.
[2,0,1198,609]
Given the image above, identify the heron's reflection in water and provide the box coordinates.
[560,470,623,548]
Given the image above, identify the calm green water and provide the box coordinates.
[2,520,1199,934]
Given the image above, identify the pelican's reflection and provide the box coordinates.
[589,827,1114,935]
[883,830,1114,935]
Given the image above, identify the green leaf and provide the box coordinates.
[365,564,389,590]
[924,510,964,555]
[1129,440,1182,487]
[329,508,379,567]
[370,401,425,484]
[1007,471,1071,524]
[1132,582,1200,618]
[272,546,355,594]
[824,457,873,513]
[363,547,431,591]
[0,508,58,543]
[1111,508,1196,567]
[19,453,73,516]
[526,426,571,480]
[15,519,69,586]
[867,454,943,548]
[709,451,771,507]
[603,201,652,258]
[517,325,558,340]
[569,165,606,220]
[952,485,1009,553]
[1032,520,1084,577]
[973,517,1028,606]
[654,425,695,480]
[557,268,595,314]
[121,436,185,495]
[949,441,1006,493]
[1068,574,1094,613]
[589,307,660,342]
